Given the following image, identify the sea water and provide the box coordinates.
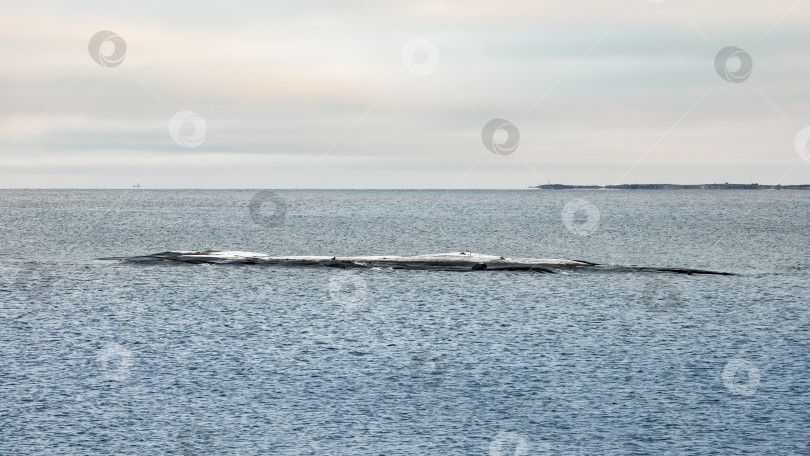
[1,189,808,455]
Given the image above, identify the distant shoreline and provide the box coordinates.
[531,183,810,190]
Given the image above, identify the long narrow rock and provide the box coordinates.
[103,250,734,275]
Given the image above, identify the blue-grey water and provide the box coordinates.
[1,189,808,455]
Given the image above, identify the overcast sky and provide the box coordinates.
[1,0,810,188]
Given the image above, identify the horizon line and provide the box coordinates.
[2,184,810,191]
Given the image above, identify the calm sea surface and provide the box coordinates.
[1,190,808,455]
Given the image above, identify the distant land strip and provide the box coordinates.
[531,183,810,190]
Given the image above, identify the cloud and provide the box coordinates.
[1,0,810,187]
